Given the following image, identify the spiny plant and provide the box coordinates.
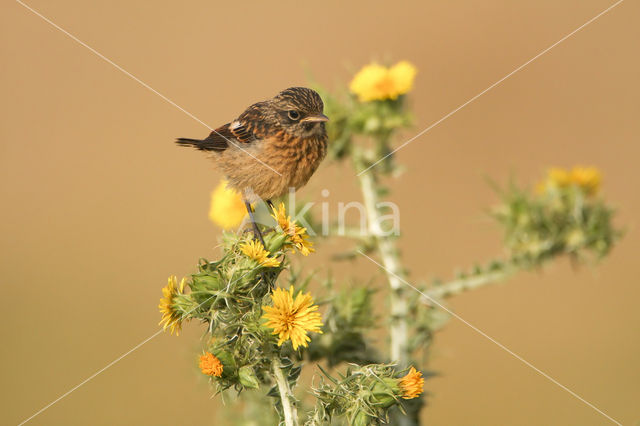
[159,61,622,425]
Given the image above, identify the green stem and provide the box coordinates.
[426,263,516,300]
[356,152,409,368]
[272,359,298,426]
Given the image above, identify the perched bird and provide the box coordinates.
[176,87,329,240]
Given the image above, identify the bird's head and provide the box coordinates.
[270,87,329,139]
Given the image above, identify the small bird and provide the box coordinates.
[176,87,329,241]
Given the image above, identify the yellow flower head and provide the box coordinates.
[349,63,392,102]
[158,276,186,335]
[239,239,280,268]
[271,203,315,256]
[539,166,602,196]
[398,367,424,399]
[209,180,247,229]
[349,60,417,102]
[569,166,601,195]
[262,286,323,350]
[199,352,223,377]
[388,61,418,95]
[548,168,571,187]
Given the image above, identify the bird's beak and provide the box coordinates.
[301,113,329,123]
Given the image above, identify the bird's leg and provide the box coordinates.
[244,200,266,247]
[266,199,275,215]
[243,200,273,289]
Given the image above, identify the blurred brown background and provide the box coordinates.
[2,0,638,424]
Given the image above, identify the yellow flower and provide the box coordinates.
[262,286,323,350]
[388,61,418,95]
[398,367,424,399]
[539,166,602,195]
[548,168,571,187]
[199,352,223,377]
[349,60,417,102]
[271,203,315,256]
[349,63,392,102]
[569,166,601,195]
[158,276,186,335]
[209,180,247,229]
[272,202,294,234]
[239,239,281,268]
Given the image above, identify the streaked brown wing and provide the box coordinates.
[232,101,270,142]
[229,121,257,144]
[176,101,265,152]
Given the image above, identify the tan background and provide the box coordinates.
[2,0,638,424]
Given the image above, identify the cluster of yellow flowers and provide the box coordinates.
[209,180,247,229]
[194,285,421,400]
[160,201,318,340]
[271,202,315,256]
[161,280,324,360]
[538,166,602,195]
[234,202,314,271]
[262,286,324,350]
[349,60,417,102]
[158,276,186,335]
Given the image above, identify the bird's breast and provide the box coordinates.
[215,132,327,201]
[269,133,327,189]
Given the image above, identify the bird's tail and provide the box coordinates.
[175,136,228,152]
[175,137,203,148]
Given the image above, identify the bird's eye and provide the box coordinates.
[287,110,301,121]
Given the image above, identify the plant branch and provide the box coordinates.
[272,359,299,426]
[425,262,517,301]
[356,152,409,368]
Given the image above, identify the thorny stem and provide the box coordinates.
[354,147,517,426]
[355,151,409,368]
[356,150,415,426]
[272,359,299,426]
[425,262,516,300]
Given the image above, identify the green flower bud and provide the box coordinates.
[212,350,236,378]
[238,366,260,389]
[266,232,288,253]
[191,273,221,291]
[370,378,400,408]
